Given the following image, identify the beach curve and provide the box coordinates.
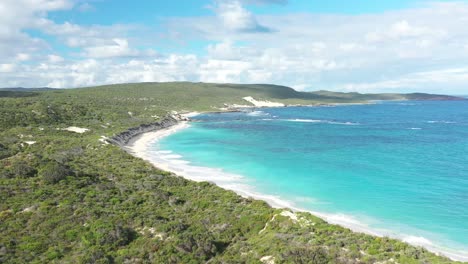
[122,112,468,262]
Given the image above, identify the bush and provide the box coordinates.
[281,247,330,264]
[0,143,10,159]
[11,160,37,178]
[39,162,72,184]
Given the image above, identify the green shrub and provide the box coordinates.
[39,161,72,184]
[281,247,331,264]
[0,143,10,159]
[11,160,37,178]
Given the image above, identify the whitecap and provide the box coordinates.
[161,154,183,159]
[285,119,322,123]
[403,236,434,246]
[284,119,360,125]
[427,120,456,124]
[247,111,269,117]
[157,150,173,154]
[327,121,360,126]
[396,103,418,106]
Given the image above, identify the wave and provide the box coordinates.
[286,118,322,123]
[285,119,360,125]
[328,121,360,126]
[403,235,434,246]
[156,150,173,154]
[395,103,419,106]
[247,110,269,117]
[160,154,183,159]
[427,120,457,124]
[408,128,422,130]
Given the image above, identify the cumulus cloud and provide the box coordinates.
[15,53,31,62]
[0,0,73,62]
[48,54,64,63]
[0,64,16,73]
[1,0,468,94]
[2,55,200,88]
[160,1,468,93]
[82,38,157,59]
[76,2,95,12]
[214,0,273,33]
[243,0,288,5]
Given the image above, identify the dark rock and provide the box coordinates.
[107,116,179,147]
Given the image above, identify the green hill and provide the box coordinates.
[0,82,463,263]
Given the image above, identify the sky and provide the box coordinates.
[1,0,468,94]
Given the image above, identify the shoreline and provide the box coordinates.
[122,111,468,262]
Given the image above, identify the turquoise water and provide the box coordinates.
[155,101,468,258]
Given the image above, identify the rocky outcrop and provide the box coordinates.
[107,116,181,147]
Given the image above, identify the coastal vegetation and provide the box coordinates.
[0,82,464,263]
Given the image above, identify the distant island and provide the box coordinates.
[0,82,465,263]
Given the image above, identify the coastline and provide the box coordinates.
[121,111,467,262]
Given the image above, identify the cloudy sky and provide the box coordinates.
[1,0,468,94]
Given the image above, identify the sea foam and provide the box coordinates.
[284,119,360,125]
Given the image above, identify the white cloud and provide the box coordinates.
[1,0,468,94]
[199,59,252,83]
[77,2,95,12]
[242,0,287,5]
[214,0,273,33]
[365,20,446,43]
[341,67,468,93]
[160,1,468,93]
[0,0,72,62]
[48,54,64,63]
[1,55,201,88]
[82,38,156,59]
[15,53,31,61]
[0,64,16,73]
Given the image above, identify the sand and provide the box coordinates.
[123,112,468,262]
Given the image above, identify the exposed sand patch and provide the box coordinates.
[243,96,285,107]
[62,127,90,133]
[99,136,109,145]
[280,211,298,222]
[260,255,275,264]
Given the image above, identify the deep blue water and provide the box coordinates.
[156,100,468,258]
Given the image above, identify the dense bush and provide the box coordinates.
[281,247,330,264]
[0,143,10,159]
[10,160,37,178]
[39,161,73,184]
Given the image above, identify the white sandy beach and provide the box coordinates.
[124,113,468,262]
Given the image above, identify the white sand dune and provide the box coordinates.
[243,96,285,107]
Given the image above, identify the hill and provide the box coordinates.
[0,82,463,263]
[309,90,463,101]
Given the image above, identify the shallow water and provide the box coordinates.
[154,101,468,259]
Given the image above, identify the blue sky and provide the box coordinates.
[1,0,468,93]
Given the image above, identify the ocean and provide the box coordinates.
[151,100,468,260]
